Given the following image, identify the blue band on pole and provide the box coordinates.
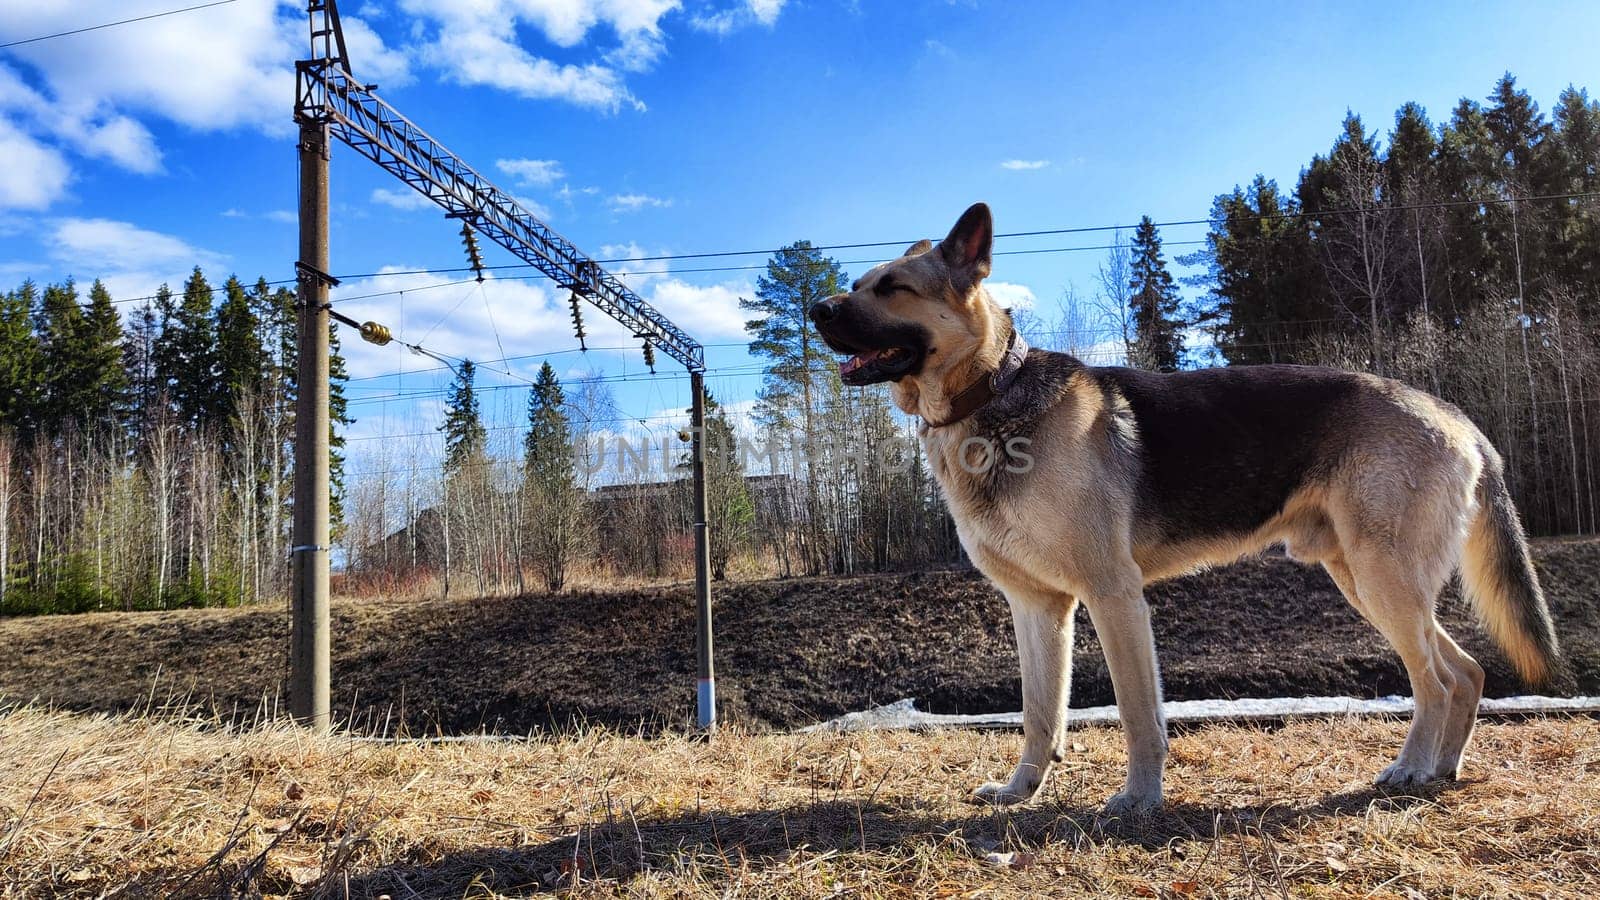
[697,678,716,730]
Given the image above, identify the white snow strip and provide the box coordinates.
[800,695,1600,733]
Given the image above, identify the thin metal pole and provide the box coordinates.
[290,117,332,732]
[690,370,715,730]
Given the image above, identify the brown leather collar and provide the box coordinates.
[923,328,1029,428]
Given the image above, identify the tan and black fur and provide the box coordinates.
[810,202,1561,814]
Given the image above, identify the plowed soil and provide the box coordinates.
[3,540,1597,734]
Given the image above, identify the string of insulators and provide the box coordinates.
[460,221,485,282]
[568,291,587,350]
[641,339,656,373]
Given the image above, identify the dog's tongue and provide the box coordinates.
[840,349,884,377]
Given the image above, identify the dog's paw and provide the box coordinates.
[970,779,1036,806]
[1374,760,1439,789]
[1101,789,1162,818]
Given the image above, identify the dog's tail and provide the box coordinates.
[1460,445,1560,686]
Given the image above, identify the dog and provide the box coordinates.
[809,202,1561,814]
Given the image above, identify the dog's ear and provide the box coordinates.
[938,202,993,286]
[902,239,933,258]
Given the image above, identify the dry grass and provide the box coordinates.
[0,706,1596,898]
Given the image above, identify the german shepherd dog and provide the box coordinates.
[809,203,1561,815]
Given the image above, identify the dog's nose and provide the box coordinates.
[809,298,840,326]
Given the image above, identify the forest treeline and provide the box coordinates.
[2,73,1598,613]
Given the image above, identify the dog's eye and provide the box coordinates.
[874,278,903,297]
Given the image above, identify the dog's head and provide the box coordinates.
[810,203,1005,412]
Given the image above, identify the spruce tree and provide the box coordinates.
[123,297,163,434]
[80,280,130,433]
[524,361,571,477]
[1127,216,1185,371]
[0,282,44,435]
[440,359,487,472]
[34,280,85,429]
[216,275,269,422]
[523,362,584,590]
[679,387,752,580]
[328,323,353,534]
[154,267,221,428]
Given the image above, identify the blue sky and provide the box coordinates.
[2,0,1597,476]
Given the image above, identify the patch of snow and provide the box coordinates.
[800,695,1600,733]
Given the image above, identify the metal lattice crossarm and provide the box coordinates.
[293,60,704,373]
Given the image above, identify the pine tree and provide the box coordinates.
[1126,217,1185,371]
[741,241,847,432]
[0,282,44,436]
[440,359,487,472]
[741,241,848,574]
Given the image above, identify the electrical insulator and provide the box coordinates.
[568,291,587,350]
[642,340,656,373]
[460,221,485,282]
[359,321,393,346]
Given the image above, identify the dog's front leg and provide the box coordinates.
[974,586,1076,805]
[1081,577,1168,816]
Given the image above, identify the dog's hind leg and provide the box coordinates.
[1428,623,1485,778]
[1335,548,1460,787]
[1080,568,1167,816]
[973,584,1077,805]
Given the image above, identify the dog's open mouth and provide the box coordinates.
[837,345,919,386]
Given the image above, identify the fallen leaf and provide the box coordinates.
[1327,856,1350,873]
[470,789,495,804]
[284,781,305,801]
[287,865,322,886]
[1170,880,1199,895]
[1132,885,1158,897]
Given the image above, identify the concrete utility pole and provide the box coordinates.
[289,80,333,733]
[690,371,715,730]
[294,0,717,733]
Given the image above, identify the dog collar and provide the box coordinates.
[925,327,1029,428]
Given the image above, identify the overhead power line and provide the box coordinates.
[329,189,1600,282]
[0,0,239,50]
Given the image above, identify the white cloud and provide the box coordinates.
[986,281,1037,311]
[512,195,555,220]
[0,118,70,210]
[402,0,671,112]
[692,0,788,34]
[46,217,227,303]
[1000,159,1050,171]
[403,0,789,111]
[371,187,435,211]
[52,218,221,273]
[340,15,414,88]
[608,192,672,212]
[0,4,404,206]
[496,158,565,186]
[642,278,749,339]
[220,208,297,224]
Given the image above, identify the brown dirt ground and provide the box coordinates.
[2,540,1597,735]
